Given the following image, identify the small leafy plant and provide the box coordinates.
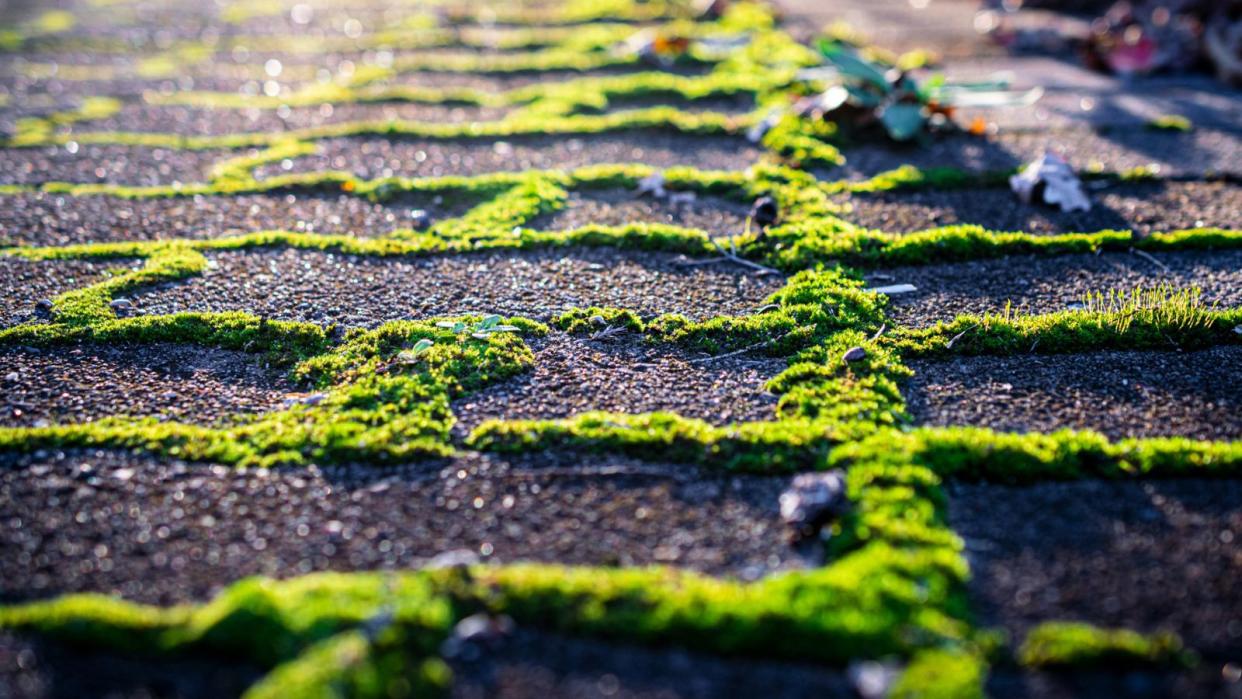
[437,314,521,340]
[394,338,435,364]
[797,39,1041,141]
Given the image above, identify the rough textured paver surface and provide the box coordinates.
[1,0,1240,696]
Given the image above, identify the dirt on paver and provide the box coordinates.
[869,249,1242,328]
[0,342,295,428]
[842,181,1242,236]
[0,449,802,606]
[829,127,1242,180]
[0,190,482,246]
[0,626,853,699]
[986,666,1242,699]
[450,629,853,699]
[0,144,236,187]
[451,332,783,436]
[86,102,513,136]
[947,478,1242,659]
[527,188,754,236]
[0,632,265,699]
[906,346,1242,442]
[252,133,766,180]
[129,247,785,326]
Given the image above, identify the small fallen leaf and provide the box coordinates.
[1010,152,1091,213]
[636,172,667,198]
[746,109,783,143]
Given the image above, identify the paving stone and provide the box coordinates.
[130,246,786,326]
[948,478,1242,658]
[869,249,1242,328]
[907,346,1242,442]
[0,449,803,605]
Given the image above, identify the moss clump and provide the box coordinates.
[1018,622,1190,668]
[1147,115,1193,132]
[831,428,1242,483]
[890,648,988,699]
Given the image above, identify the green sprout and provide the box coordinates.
[436,314,521,340]
[1081,284,1216,335]
[394,338,435,364]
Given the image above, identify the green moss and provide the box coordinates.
[832,428,1242,483]
[765,223,1242,270]
[1018,622,1190,668]
[890,648,988,699]
[552,307,646,334]
[244,631,452,699]
[1146,115,1193,132]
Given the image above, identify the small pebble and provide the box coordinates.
[750,195,779,228]
[779,470,848,540]
[409,209,433,229]
[843,346,867,363]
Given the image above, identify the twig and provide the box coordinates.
[945,323,977,350]
[589,325,627,341]
[710,238,781,275]
[1161,330,1181,351]
[672,238,781,275]
[1130,247,1170,272]
[688,325,813,363]
[674,256,731,267]
[869,323,887,342]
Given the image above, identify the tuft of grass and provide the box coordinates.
[1080,284,1216,336]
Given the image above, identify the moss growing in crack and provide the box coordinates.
[832,428,1242,483]
[33,107,749,151]
[763,224,1242,270]
[1018,623,1190,669]
[244,630,452,699]
[424,175,568,242]
[1146,115,1193,132]
[890,648,988,699]
[0,313,329,364]
[45,247,205,325]
[209,141,320,184]
[468,412,845,473]
[771,330,910,427]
